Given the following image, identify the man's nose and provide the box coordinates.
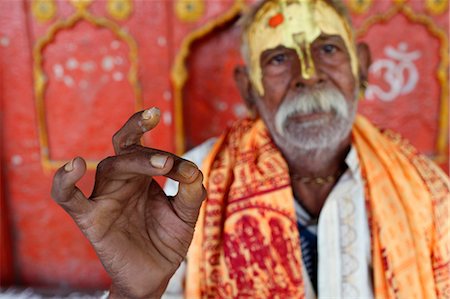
[290,65,325,89]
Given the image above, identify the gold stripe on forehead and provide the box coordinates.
[246,0,357,95]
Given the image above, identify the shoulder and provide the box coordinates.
[381,129,449,192]
[374,129,450,214]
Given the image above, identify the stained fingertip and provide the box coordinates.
[52,157,87,203]
[63,157,87,179]
[142,107,160,120]
[173,170,206,220]
[64,158,75,172]
[178,161,198,180]
[139,107,161,132]
[137,120,149,133]
[74,157,87,171]
[194,169,205,185]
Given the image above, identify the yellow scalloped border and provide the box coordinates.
[348,0,373,15]
[356,4,449,164]
[171,0,245,155]
[34,2,142,171]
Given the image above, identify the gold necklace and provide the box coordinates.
[291,168,345,185]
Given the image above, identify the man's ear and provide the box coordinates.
[234,65,258,118]
[356,42,371,83]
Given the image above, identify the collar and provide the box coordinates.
[294,145,361,227]
[345,145,360,180]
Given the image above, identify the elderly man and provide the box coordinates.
[51,0,449,298]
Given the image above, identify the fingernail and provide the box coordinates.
[64,158,75,172]
[150,154,168,169]
[142,107,160,120]
[140,108,160,132]
[179,161,197,179]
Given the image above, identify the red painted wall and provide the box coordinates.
[1,0,448,290]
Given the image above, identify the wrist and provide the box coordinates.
[108,284,161,299]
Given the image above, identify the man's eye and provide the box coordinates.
[269,53,287,65]
[321,44,338,54]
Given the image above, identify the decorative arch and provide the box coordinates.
[33,0,141,170]
[171,0,246,155]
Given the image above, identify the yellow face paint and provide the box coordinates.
[245,0,358,95]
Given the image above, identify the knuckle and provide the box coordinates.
[125,144,139,152]
[112,131,122,146]
[96,156,116,173]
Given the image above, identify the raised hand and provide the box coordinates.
[51,108,206,299]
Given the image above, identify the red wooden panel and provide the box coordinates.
[184,22,244,150]
[0,0,448,292]
[0,131,14,287]
[1,0,174,289]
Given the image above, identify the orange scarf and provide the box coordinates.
[186,115,449,298]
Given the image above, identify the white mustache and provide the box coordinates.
[275,87,349,135]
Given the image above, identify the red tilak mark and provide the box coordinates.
[268,13,284,28]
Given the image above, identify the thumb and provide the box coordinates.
[172,167,206,226]
[51,157,91,216]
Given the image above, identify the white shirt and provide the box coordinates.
[296,147,373,299]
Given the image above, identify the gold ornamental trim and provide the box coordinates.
[392,0,408,6]
[356,4,449,164]
[69,0,93,10]
[107,0,133,21]
[34,1,142,170]
[425,0,449,15]
[175,0,205,22]
[31,0,57,22]
[171,0,245,155]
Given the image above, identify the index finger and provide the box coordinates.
[112,107,161,155]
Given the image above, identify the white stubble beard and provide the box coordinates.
[272,86,357,152]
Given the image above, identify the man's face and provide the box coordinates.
[244,0,360,151]
[255,33,358,151]
[246,0,358,95]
